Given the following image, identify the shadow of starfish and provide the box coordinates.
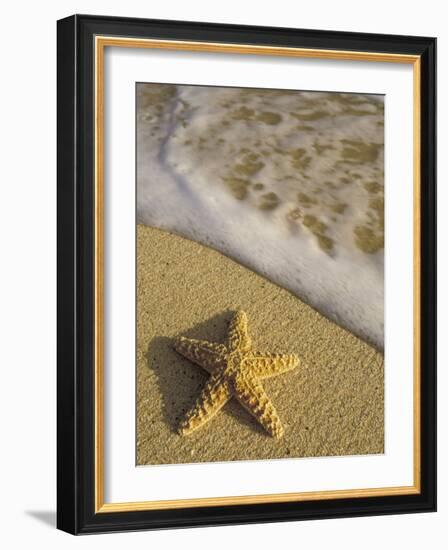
[145,311,269,436]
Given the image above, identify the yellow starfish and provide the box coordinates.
[173,311,299,438]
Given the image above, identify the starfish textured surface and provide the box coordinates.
[173,311,299,438]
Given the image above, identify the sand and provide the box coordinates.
[137,224,384,465]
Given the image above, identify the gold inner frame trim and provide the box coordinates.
[94,35,421,513]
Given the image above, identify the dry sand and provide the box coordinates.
[137,224,384,465]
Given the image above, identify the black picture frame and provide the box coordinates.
[57,14,436,534]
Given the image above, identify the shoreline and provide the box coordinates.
[137,84,385,348]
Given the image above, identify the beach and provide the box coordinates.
[137,84,384,348]
[137,224,384,466]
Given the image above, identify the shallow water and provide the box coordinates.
[136,83,384,349]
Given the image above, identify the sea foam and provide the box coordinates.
[136,84,384,349]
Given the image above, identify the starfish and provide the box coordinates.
[173,311,299,438]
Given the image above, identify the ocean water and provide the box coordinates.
[136,83,384,349]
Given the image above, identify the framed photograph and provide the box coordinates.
[57,14,436,534]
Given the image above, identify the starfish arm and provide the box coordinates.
[179,374,231,435]
[233,375,284,438]
[173,336,227,374]
[247,353,300,379]
[228,310,251,352]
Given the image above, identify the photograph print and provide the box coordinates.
[136,82,385,466]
